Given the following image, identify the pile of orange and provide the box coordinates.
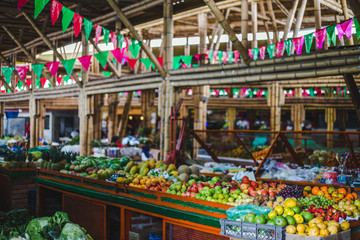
[303,186,358,203]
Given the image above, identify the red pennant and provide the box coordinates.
[181,63,188,69]
[1,82,3,87]
[15,79,19,87]
[128,59,138,70]
[95,24,102,44]
[56,77,62,85]
[26,79,32,87]
[104,64,108,70]
[40,78,47,87]
[45,62,60,78]
[234,51,240,62]
[15,66,29,80]
[73,13,83,37]
[78,55,92,71]
[18,0,29,10]
[111,48,124,64]
[51,0,63,25]
[121,56,129,66]
[156,57,163,67]
[110,31,117,49]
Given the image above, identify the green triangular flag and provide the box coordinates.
[63,75,71,83]
[118,35,124,48]
[326,24,337,46]
[62,7,75,33]
[84,18,93,41]
[34,0,49,19]
[94,51,109,69]
[252,48,259,61]
[140,58,153,70]
[173,56,183,69]
[32,64,44,79]
[284,39,292,56]
[103,28,110,45]
[129,39,141,58]
[228,51,234,63]
[1,67,14,83]
[182,55,193,67]
[61,59,76,76]
[217,51,223,64]
[102,71,112,77]
[267,44,275,59]
[17,80,23,91]
[304,33,314,54]
[354,17,360,40]
[208,51,213,63]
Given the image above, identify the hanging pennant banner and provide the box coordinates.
[32,64,44,79]
[222,51,228,64]
[212,51,218,63]
[84,18,93,41]
[50,0,63,25]
[284,39,292,56]
[78,55,92,71]
[140,58,153,70]
[182,55,193,67]
[94,51,109,69]
[121,56,129,66]
[228,51,234,63]
[1,67,15,83]
[156,57,164,67]
[129,40,141,58]
[267,44,275,59]
[248,49,253,59]
[234,51,240,62]
[304,33,314,53]
[217,51,223,64]
[111,48,124,64]
[95,24,102,44]
[26,79,32,87]
[314,28,326,49]
[15,66,29,81]
[293,36,304,55]
[14,79,19,88]
[208,50,213,63]
[118,34,124,48]
[56,77,62,85]
[17,79,23,89]
[103,28,110,45]
[173,56,183,69]
[124,37,130,52]
[40,78,47,87]
[35,0,49,19]
[259,46,266,60]
[18,0,29,10]
[61,7,74,33]
[63,75,70,83]
[128,59,138,70]
[252,48,259,61]
[354,17,360,40]
[110,32,117,49]
[61,58,76,75]
[45,62,60,77]
[73,13,83,37]
[275,42,284,57]
[326,24,337,46]
[337,18,353,41]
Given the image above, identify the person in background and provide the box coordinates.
[111,136,122,148]
[25,122,30,140]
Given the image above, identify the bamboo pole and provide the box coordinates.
[293,0,308,38]
[203,0,251,65]
[314,0,322,30]
[259,1,272,45]
[341,0,354,45]
[118,91,133,139]
[214,9,231,52]
[79,88,88,156]
[344,74,360,123]
[22,12,82,87]
[282,0,300,41]
[346,0,360,16]
[0,75,14,93]
[241,0,249,49]
[274,0,290,16]
[0,102,4,136]
[251,2,258,49]
[267,0,279,43]
[107,0,167,79]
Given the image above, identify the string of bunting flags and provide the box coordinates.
[0,0,359,92]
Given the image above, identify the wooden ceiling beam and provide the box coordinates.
[273,0,290,17]
[282,0,299,41]
[346,0,360,16]
[259,1,272,44]
[267,0,279,43]
[293,0,308,38]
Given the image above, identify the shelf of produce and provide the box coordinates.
[0,167,37,212]
[36,169,230,239]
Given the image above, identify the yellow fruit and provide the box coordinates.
[309,217,323,225]
[284,199,297,208]
[305,225,309,233]
[296,224,306,233]
[268,210,278,219]
[320,229,330,236]
[328,220,340,228]
[286,225,297,234]
[317,223,327,229]
[308,226,320,236]
[297,232,307,236]
[340,221,350,231]
[294,214,304,224]
[309,223,317,228]
[328,225,339,235]
[275,206,284,215]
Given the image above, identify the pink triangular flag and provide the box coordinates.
[222,51,228,63]
[314,28,326,49]
[18,0,29,10]
[248,49,253,59]
[78,55,92,71]
[56,77,62,85]
[293,36,304,55]
[26,79,31,87]
[111,48,124,64]
[156,57,163,67]
[121,56,129,66]
[234,51,240,63]
[110,31,117,49]
[128,59,138,70]
[95,24,102,44]
[15,66,29,80]
[50,0,63,26]
[40,78,47,87]
[241,88,247,98]
[73,13,83,37]
[259,46,266,60]
[336,19,353,41]
[181,63,188,69]
[276,42,284,57]
[45,62,60,78]
[194,54,200,61]
[212,51,218,62]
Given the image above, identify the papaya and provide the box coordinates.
[167,164,176,173]
[149,159,156,169]
[141,162,149,170]
[130,166,139,175]
[124,161,134,172]
[140,167,149,176]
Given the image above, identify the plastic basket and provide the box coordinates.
[220,218,286,240]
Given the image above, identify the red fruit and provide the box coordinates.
[269,183,276,188]
[240,183,250,191]
[248,187,255,193]
[190,192,196,198]
[230,188,237,193]
[263,183,269,189]
[325,216,331,221]
[340,213,346,219]
[187,186,192,192]
[261,189,269,196]
[251,181,258,188]
[328,206,333,210]
[269,191,275,197]
[250,191,257,197]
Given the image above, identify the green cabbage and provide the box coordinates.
[59,223,87,240]
[25,217,50,240]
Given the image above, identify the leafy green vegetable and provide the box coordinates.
[25,217,50,240]
[59,223,89,240]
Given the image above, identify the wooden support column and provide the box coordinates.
[141,90,154,128]
[241,0,249,49]
[39,102,45,140]
[269,82,282,131]
[93,94,104,140]
[29,96,37,148]
[251,2,258,49]
[0,103,4,137]
[193,86,209,160]
[22,12,81,86]
[293,0,308,38]
[282,0,299,41]
[267,0,279,43]
[107,93,119,143]
[79,89,88,156]
[314,0,322,30]
[325,108,336,148]
[291,101,305,146]
[344,74,360,124]
[203,0,251,65]
[87,95,94,156]
[118,92,133,140]
[227,107,236,140]
[214,9,230,52]
[259,1,272,45]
